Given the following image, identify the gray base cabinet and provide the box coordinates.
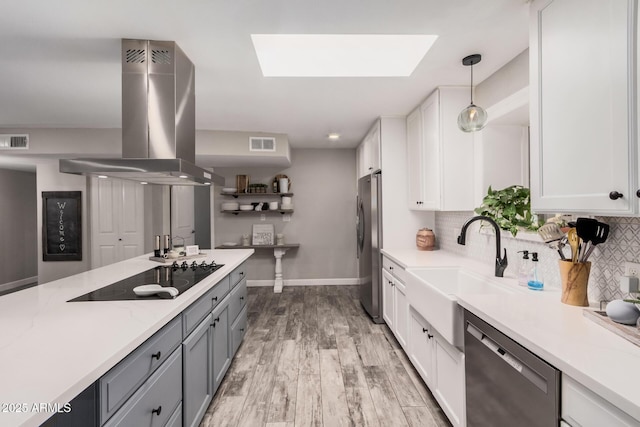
[183,313,214,427]
[103,348,182,427]
[212,298,231,392]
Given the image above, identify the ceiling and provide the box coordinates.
[0,0,529,149]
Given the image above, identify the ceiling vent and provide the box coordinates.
[249,137,276,152]
[0,134,28,149]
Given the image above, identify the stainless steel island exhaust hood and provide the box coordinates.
[60,39,223,186]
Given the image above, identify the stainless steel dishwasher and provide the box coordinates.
[464,310,560,427]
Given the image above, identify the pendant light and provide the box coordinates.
[457,54,487,132]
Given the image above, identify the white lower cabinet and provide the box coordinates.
[382,269,395,330]
[394,278,408,349]
[408,308,433,385]
[382,258,408,349]
[408,308,465,427]
[432,331,465,427]
[562,375,639,427]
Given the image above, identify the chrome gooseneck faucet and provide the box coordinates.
[457,215,508,277]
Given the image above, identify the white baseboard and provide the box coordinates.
[0,276,38,292]
[247,278,362,287]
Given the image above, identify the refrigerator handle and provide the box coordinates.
[357,198,365,258]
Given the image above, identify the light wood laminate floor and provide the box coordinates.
[201,285,452,427]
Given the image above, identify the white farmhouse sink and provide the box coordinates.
[406,267,515,348]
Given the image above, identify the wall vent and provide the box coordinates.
[0,134,28,149]
[249,137,276,152]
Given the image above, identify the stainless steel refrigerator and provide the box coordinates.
[357,171,383,323]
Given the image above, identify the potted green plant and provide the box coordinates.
[474,185,541,237]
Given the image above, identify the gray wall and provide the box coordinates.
[0,169,37,286]
[214,148,357,282]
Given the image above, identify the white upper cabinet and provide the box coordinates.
[356,120,381,178]
[407,87,475,211]
[530,0,638,215]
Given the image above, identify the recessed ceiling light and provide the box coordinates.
[251,34,438,77]
[179,175,188,179]
[98,175,107,179]
[328,133,341,141]
[204,182,211,185]
[140,181,148,185]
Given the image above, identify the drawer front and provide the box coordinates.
[228,278,247,322]
[231,306,247,356]
[103,348,182,427]
[562,375,639,427]
[211,275,231,310]
[382,256,408,283]
[183,276,231,337]
[165,402,182,427]
[100,315,182,423]
[229,262,247,286]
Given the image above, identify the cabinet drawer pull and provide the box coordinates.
[240,328,245,332]
[151,351,161,360]
[152,406,162,416]
[213,317,220,327]
[213,296,218,302]
[636,189,640,198]
[239,271,244,276]
[427,334,434,339]
[422,328,428,333]
[609,191,624,200]
[240,296,244,301]
[389,266,394,270]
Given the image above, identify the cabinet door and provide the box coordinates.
[408,309,433,387]
[432,334,465,427]
[183,314,213,427]
[394,278,408,349]
[407,107,425,209]
[382,269,395,329]
[530,0,637,215]
[420,91,442,210]
[212,301,231,393]
[368,120,381,173]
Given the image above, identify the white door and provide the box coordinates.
[420,91,441,210]
[171,186,195,246]
[406,108,424,209]
[530,0,636,215]
[90,178,144,268]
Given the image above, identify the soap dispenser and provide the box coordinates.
[527,252,544,291]
[517,250,530,287]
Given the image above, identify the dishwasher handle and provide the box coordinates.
[466,322,548,393]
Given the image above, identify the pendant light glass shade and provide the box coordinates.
[458,103,488,132]
[458,54,487,133]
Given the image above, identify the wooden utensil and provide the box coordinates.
[567,228,580,263]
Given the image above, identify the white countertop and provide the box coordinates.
[382,248,640,421]
[0,249,253,427]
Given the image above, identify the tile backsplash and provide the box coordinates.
[435,212,640,303]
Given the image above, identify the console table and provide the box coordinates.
[215,244,300,293]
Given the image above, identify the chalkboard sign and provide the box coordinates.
[42,191,82,261]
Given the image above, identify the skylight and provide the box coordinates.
[251,34,438,77]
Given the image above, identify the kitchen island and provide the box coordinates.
[0,249,253,427]
[382,248,640,425]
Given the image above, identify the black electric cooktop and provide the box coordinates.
[69,262,224,302]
